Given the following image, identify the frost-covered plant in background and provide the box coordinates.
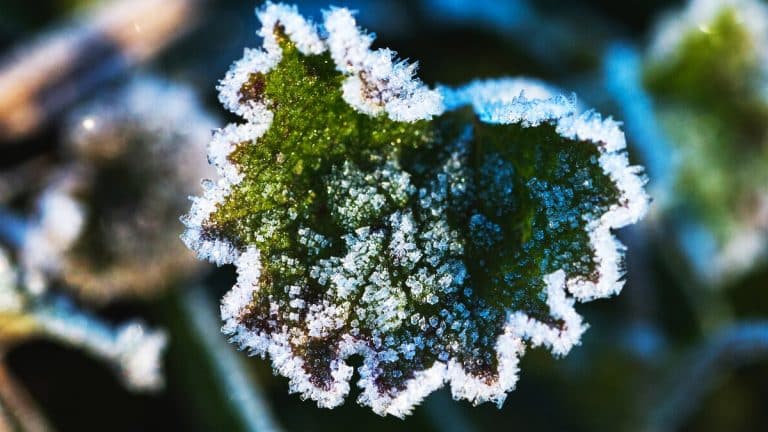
[20,76,216,302]
[0,75,219,428]
[0,245,167,394]
[181,3,648,417]
[642,0,768,283]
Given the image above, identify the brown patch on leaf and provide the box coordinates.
[240,73,267,104]
[301,336,341,390]
[462,356,500,386]
[239,294,279,334]
[374,361,415,395]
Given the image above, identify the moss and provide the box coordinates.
[208,30,432,252]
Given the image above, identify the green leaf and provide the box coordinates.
[182,3,648,417]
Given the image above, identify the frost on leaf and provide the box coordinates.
[20,76,215,301]
[181,3,648,417]
[645,0,768,281]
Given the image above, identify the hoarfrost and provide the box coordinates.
[182,2,648,417]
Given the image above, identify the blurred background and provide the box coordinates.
[1,0,767,431]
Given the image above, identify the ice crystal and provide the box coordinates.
[182,3,648,417]
[20,76,216,301]
[645,0,768,282]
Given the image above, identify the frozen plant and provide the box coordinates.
[0,246,167,392]
[20,76,216,302]
[643,0,768,283]
[182,3,648,417]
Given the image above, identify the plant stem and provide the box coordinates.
[0,207,26,249]
[422,390,477,432]
[0,0,201,142]
[179,285,282,432]
[0,361,53,432]
[643,322,768,432]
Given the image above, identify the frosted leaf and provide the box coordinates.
[645,0,768,283]
[20,76,216,302]
[438,77,561,112]
[648,0,768,64]
[182,3,648,417]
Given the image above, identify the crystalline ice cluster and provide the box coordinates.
[181,3,648,417]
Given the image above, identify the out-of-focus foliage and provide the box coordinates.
[0,244,168,393]
[1,0,768,431]
[17,77,216,303]
[643,0,768,283]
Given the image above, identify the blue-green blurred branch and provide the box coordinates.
[0,206,27,249]
[644,322,768,432]
[603,43,675,203]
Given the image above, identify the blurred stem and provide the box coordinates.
[642,322,768,432]
[422,390,477,432]
[603,43,675,203]
[602,44,733,333]
[0,361,53,432]
[0,0,201,142]
[179,285,282,432]
[620,225,665,362]
[0,207,26,250]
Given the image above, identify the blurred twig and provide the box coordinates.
[0,206,27,249]
[0,0,200,142]
[602,42,733,332]
[422,390,478,432]
[642,322,768,432]
[180,285,283,432]
[0,361,53,432]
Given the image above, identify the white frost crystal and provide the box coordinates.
[324,7,444,121]
[439,77,561,112]
[182,2,648,418]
